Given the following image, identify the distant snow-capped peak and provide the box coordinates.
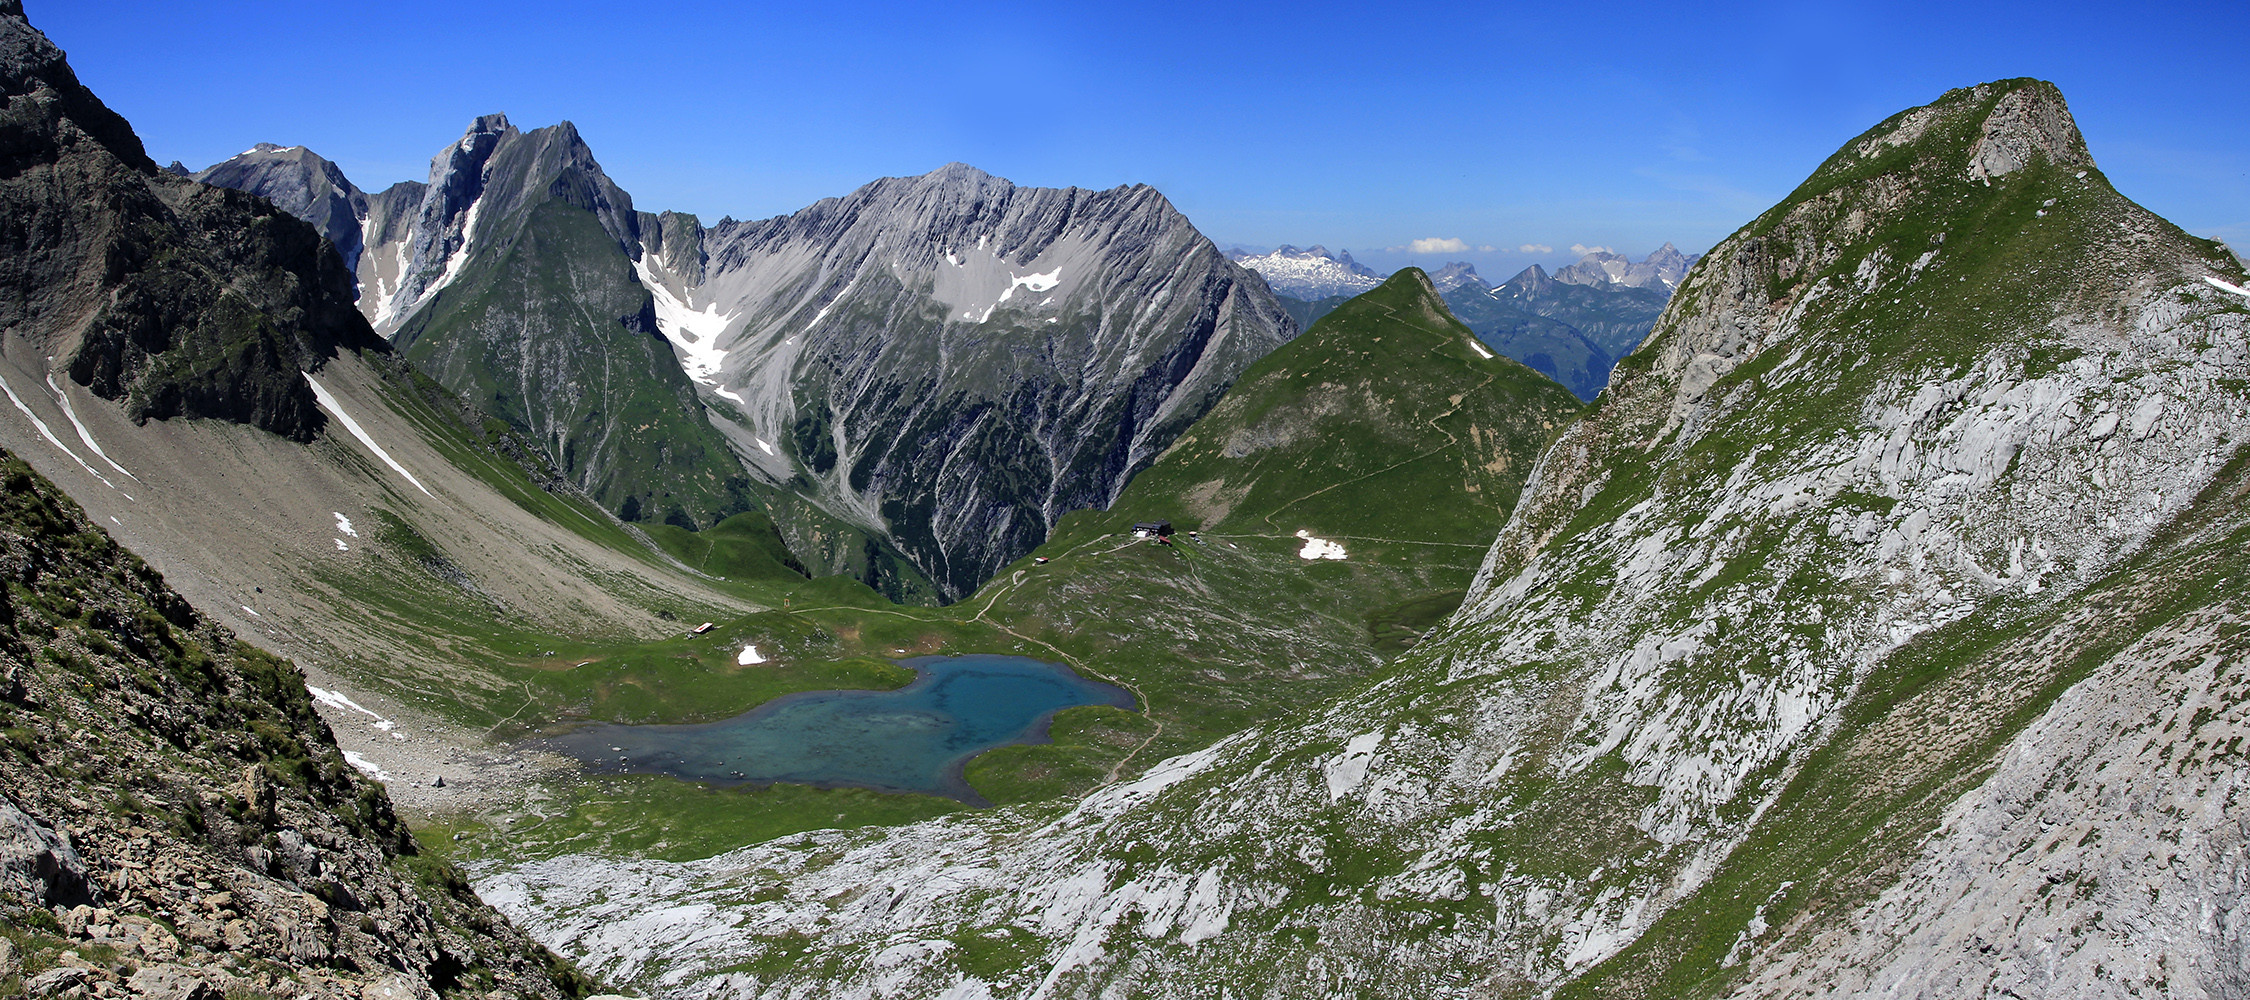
[1230,244,1385,299]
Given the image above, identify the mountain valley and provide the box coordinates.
[3,3,2247,998]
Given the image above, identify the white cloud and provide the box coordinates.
[1519,243,1554,254]
[1570,243,1615,256]
[1408,237,1471,254]
[1477,245,1497,253]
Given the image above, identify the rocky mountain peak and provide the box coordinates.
[0,3,152,173]
[1503,261,1554,294]
[1429,260,1487,292]
[1965,78,2091,181]
[192,141,370,273]
[1,2,378,442]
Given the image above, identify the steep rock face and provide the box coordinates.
[371,116,751,529]
[193,143,370,275]
[650,164,1297,600]
[0,2,381,443]
[473,79,2250,1000]
[0,450,586,998]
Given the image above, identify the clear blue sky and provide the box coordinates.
[32,1,2250,279]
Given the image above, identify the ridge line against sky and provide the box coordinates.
[34,0,2249,278]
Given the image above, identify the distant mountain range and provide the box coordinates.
[1552,240,1696,289]
[1227,244,1384,299]
[192,130,1295,602]
[1237,245,1696,400]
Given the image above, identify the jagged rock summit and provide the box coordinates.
[640,162,1297,600]
[1551,240,1696,289]
[475,78,2250,1000]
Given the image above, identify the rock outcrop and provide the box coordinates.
[0,1,382,444]
[0,450,588,998]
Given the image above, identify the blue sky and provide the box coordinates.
[34,1,2250,279]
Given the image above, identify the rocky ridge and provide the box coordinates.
[0,2,383,444]
[648,163,1298,600]
[470,79,2250,1000]
[0,449,586,999]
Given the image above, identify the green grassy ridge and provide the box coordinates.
[1121,269,1581,542]
[943,270,1584,802]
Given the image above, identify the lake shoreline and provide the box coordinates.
[529,653,1133,804]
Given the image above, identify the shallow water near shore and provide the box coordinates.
[538,653,1133,803]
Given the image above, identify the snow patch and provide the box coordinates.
[341,750,391,783]
[996,268,1063,304]
[1295,529,1347,560]
[333,512,358,537]
[240,606,260,617]
[756,438,774,456]
[738,644,766,665]
[46,375,133,479]
[0,373,120,490]
[304,373,434,497]
[334,538,350,551]
[1469,340,1495,359]
[308,686,388,723]
[634,254,745,404]
[1323,731,1384,802]
[2205,275,2250,301]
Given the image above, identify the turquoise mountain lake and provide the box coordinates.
[540,654,1134,803]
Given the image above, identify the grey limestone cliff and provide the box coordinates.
[193,143,371,275]
[640,163,1299,600]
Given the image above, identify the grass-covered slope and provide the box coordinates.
[946,268,1580,801]
[1120,268,1578,543]
[0,449,589,998]
[469,79,2250,1000]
